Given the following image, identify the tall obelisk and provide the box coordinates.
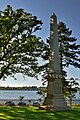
[43,13,71,111]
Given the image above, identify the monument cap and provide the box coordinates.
[51,13,57,18]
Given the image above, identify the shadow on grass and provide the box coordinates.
[0,106,80,120]
[53,108,80,120]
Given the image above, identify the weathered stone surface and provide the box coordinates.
[42,13,71,111]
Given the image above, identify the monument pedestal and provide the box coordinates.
[42,77,71,111]
[43,95,71,111]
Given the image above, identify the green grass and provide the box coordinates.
[0,106,80,120]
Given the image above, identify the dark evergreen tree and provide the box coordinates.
[64,77,79,106]
[58,22,80,74]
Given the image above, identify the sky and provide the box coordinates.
[0,0,80,87]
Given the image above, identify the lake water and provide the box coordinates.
[0,90,40,100]
[0,90,80,100]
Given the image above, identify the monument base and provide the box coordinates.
[39,105,71,111]
[41,94,71,111]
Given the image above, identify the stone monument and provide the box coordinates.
[42,13,71,111]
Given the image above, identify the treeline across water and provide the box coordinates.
[0,86,45,91]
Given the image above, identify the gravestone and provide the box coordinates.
[42,13,71,111]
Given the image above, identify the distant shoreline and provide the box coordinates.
[0,86,45,91]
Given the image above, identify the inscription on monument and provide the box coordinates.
[54,80,62,94]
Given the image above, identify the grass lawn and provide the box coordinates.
[0,106,80,120]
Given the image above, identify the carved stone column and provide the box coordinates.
[43,13,71,111]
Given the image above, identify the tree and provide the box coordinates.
[58,22,80,97]
[65,78,79,106]
[41,21,80,96]
[19,96,24,102]
[0,5,44,80]
[58,22,80,75]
